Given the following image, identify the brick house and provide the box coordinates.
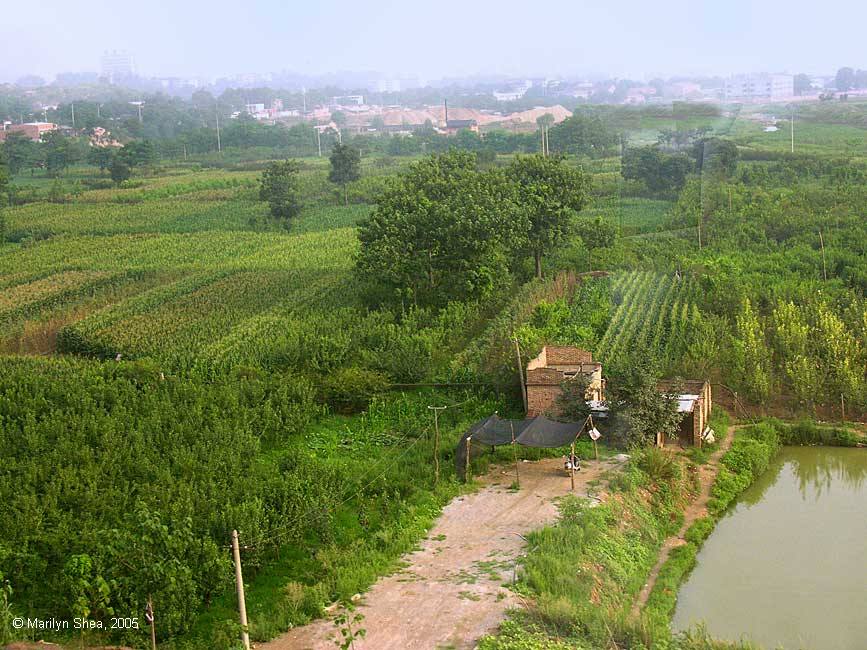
[656,379,713,448]
[525,346,605,417]
[0,122,57,142]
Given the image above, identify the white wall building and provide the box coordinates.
[724,74,794,102]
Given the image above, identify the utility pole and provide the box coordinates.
[231,530,251,650]
[819,229,827,280]
[71,102,75,129]
[316,127,322,157]
[145,597,156,650]
[618,134,624,232]
[791,106,795,154]
[428,405,447,485]
[215,105,222,153]
[513,337,527,412]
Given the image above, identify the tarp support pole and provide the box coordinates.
[590,414,598,461]
[465,436,472,483]
[510,421,519,487]
[570,441,575,491]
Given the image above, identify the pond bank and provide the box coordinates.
[673,446,867,649]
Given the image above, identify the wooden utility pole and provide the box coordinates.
[231,530,251,650]
[510,421,520,487]
[819,229,827,280]
[513,337,527,412]
[428,405,447,485]
[145,597,156,650]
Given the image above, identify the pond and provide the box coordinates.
[672,446,867,650]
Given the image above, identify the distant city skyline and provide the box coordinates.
[1,0,864,83]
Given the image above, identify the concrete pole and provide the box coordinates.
[231,530,251,650]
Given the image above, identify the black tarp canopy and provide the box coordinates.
[455,414,589,479]
[514,416,585,448]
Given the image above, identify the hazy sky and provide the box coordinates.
[1,0,864,82]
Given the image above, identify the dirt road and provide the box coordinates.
[630,425,739,616]
[264,456,622,650]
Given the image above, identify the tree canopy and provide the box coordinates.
[693,137,739,178]
[547,112,617,157]
[506,154,591,277]
[259,159,302,226]
[622,145,693,195]
[608,360,684,446]
[356,151,525,307]
[328,142,361,205]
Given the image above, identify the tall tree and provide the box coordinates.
[109,156,131,186]
[607,359,684,447]
[118,140,157,167]
[2,132,39,175]
[328,142,361,205]
[575,217,617,271]
[357,151,524,307]
[42,131,79,177]
[507,154,591,278]
[693,137,739,178]
[259,159,302,226]
[793,73,812,96]
[88,146,115,173]
[622,146,693,195]
[547,112,616,157]
[834,67,855,91]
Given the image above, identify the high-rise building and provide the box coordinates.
[100,51,135,83]
[724,74,793,102]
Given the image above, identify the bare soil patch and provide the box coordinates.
[264,455,624,650]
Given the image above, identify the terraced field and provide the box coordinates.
[597,270,701,367]
[0,164,374,366]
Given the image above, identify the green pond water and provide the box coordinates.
[672,446,867,650]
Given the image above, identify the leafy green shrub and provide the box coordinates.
[780,419,860,447]
[683,517,715,545]
[318,367,389,413]
[634,446,680,483]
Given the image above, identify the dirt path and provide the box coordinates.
[630,425,740,616]
[263,456,624,650]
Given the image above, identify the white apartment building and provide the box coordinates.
[724,74,794,101]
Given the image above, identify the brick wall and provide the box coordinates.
[527,385,565,417]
